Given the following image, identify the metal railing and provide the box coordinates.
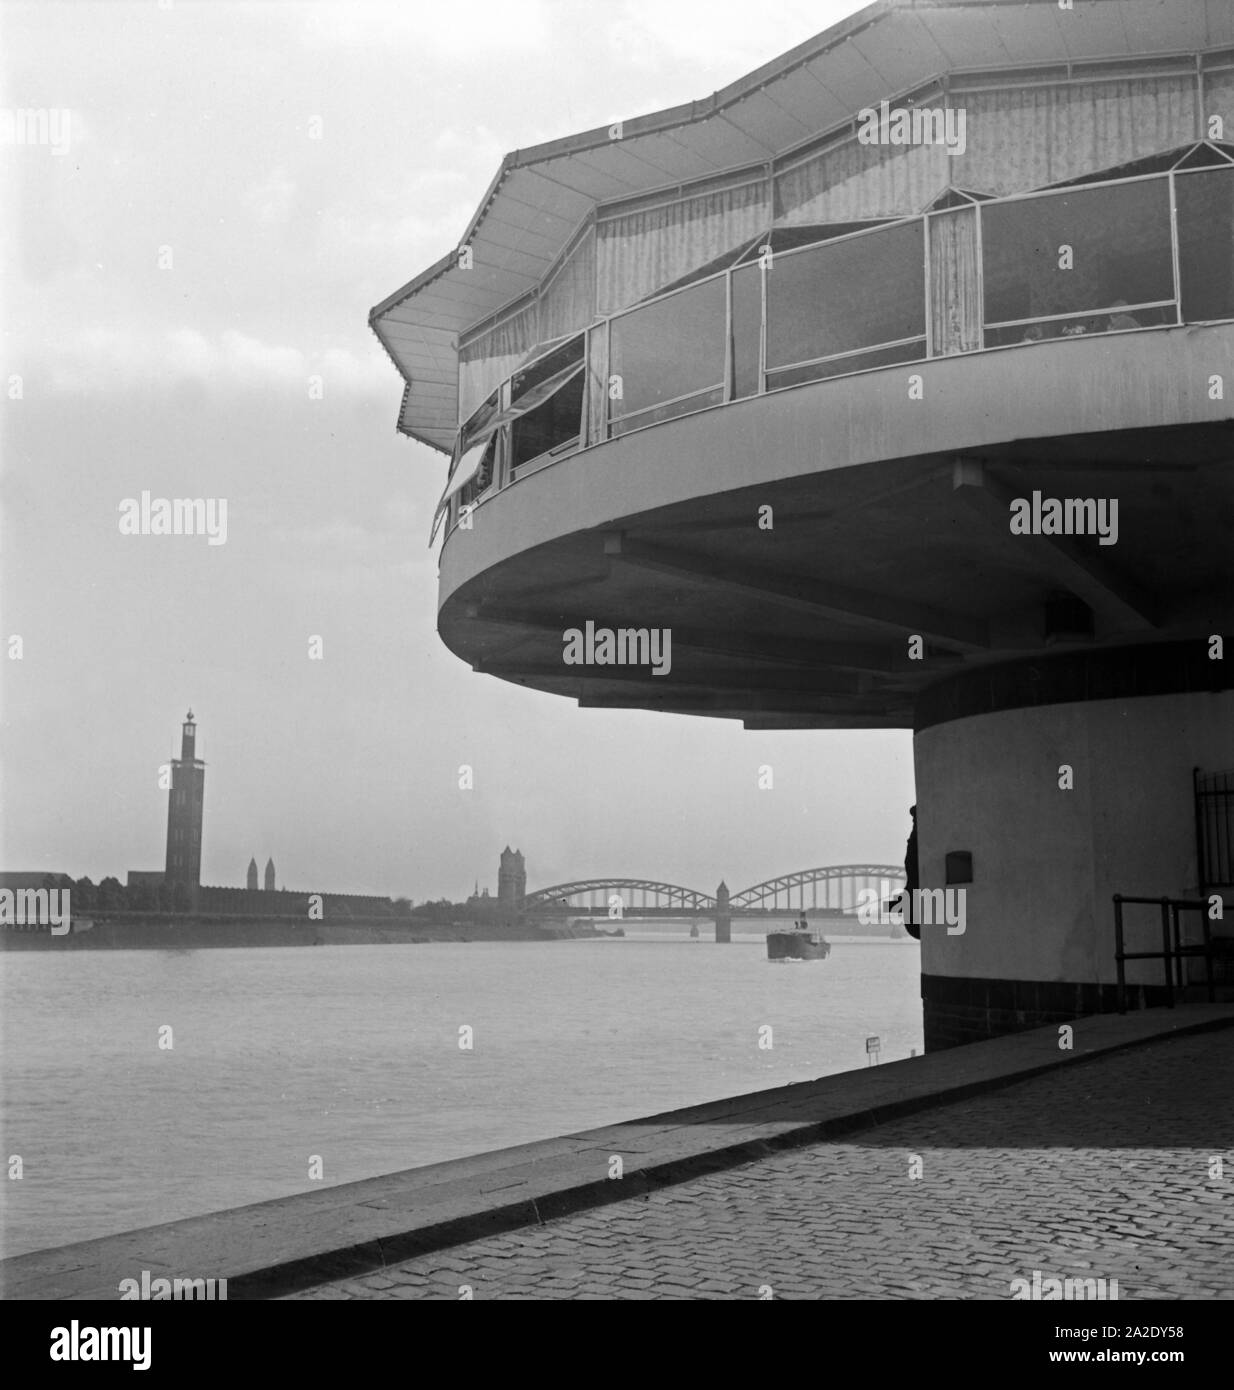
[444,157,1234,538]
[1195,766,1234,900]
[1112,894,1218,1012]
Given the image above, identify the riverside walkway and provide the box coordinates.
[5,1003,1231,1301]
[286,1023,1234,1301]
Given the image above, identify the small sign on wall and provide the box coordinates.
[946,851,973,885]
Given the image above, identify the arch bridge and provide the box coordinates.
[520,865,906,918]
[730,865,905,914]
[521,879,716,916]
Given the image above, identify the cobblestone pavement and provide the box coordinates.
[285,1033,1234,1300]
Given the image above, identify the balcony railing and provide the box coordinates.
[438,158,1234,539]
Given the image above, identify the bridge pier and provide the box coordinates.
[714,880,731,943]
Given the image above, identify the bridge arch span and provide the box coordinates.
[729,864,905,913]
[520,879,717,913]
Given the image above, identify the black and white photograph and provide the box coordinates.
[1,0,1231,1359]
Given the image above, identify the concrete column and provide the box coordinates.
[915,674,1234,1050]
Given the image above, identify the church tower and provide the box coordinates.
[264,858,276,892]
[164,710,205,897]
[247,858,258,890]
[498,847,526,905]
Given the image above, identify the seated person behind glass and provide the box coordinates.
[1105,300,1141,332]
[475,442,494,491]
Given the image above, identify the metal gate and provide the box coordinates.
[1195,766,1234,899]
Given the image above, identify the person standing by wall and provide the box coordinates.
[903,805,920,941]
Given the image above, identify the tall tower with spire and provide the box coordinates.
[247,858,258,890]
[264,858,276,892]
[164,710,205,896]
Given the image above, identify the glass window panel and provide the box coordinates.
[1173,143,1232,171]
[456,437,497,510]
[1176,166,1234,322]
[584,325,607,446]
[766,339,924,391]
[765,220,925,370]
[984,303,1175,349]
[512,334,583,402]
[460,389,499,451]
[735,221,890,260]
[609,278,726,420]
[511,373,584,471]
[731,264,762,399]
[610,387,725,437]
[982,177,1174,329]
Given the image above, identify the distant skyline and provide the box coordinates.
[1,0,913,901]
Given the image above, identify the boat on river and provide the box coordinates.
[766,917,831,961]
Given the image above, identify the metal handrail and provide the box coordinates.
[442,160,1234,543]
[1112,894,1217,1013]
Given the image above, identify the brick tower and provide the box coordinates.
[498,847,526,906]
[164,710,205,899]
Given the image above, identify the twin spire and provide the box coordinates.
[246,857,276,891]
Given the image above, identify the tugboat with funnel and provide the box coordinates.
[766,916,831,962]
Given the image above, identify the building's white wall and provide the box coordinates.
[915,690,1234,987]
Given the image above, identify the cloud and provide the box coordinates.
[610,0,861,75]
[271,519,375,551]
[433,125,506,170]
[300,0,550,58]
[269,552,423,600]
[243,168,297,229]
[42,325,392,397]
[219,329,305,381]
[316,204,483,281]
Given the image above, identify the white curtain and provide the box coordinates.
[596,180,770,315]
[540,229,596,344]
[774,77,1200,225]
[954,77,1199,194]
[457,234,594,425]
[457,300,539,424]
[1208,69,1234,142]
[482,361,583,436]
[929,207,981,355]
[584,324,607,446]
[776,138,949,225]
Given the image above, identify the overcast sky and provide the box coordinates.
[1,0,914,902]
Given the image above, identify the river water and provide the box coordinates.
[0,936,921,1257]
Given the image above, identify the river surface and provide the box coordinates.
[0,936,921,1257]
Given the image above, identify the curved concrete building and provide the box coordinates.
[372,0,1234,1048]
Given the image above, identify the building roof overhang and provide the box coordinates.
[371,0,1234,454]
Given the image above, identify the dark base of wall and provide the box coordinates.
[921,973,1174,1051]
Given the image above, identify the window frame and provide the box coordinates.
[978,169,1180,338]
[761,214,930,385]
[606,273,730,436]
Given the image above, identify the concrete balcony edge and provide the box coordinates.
[438,324,1234,610]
